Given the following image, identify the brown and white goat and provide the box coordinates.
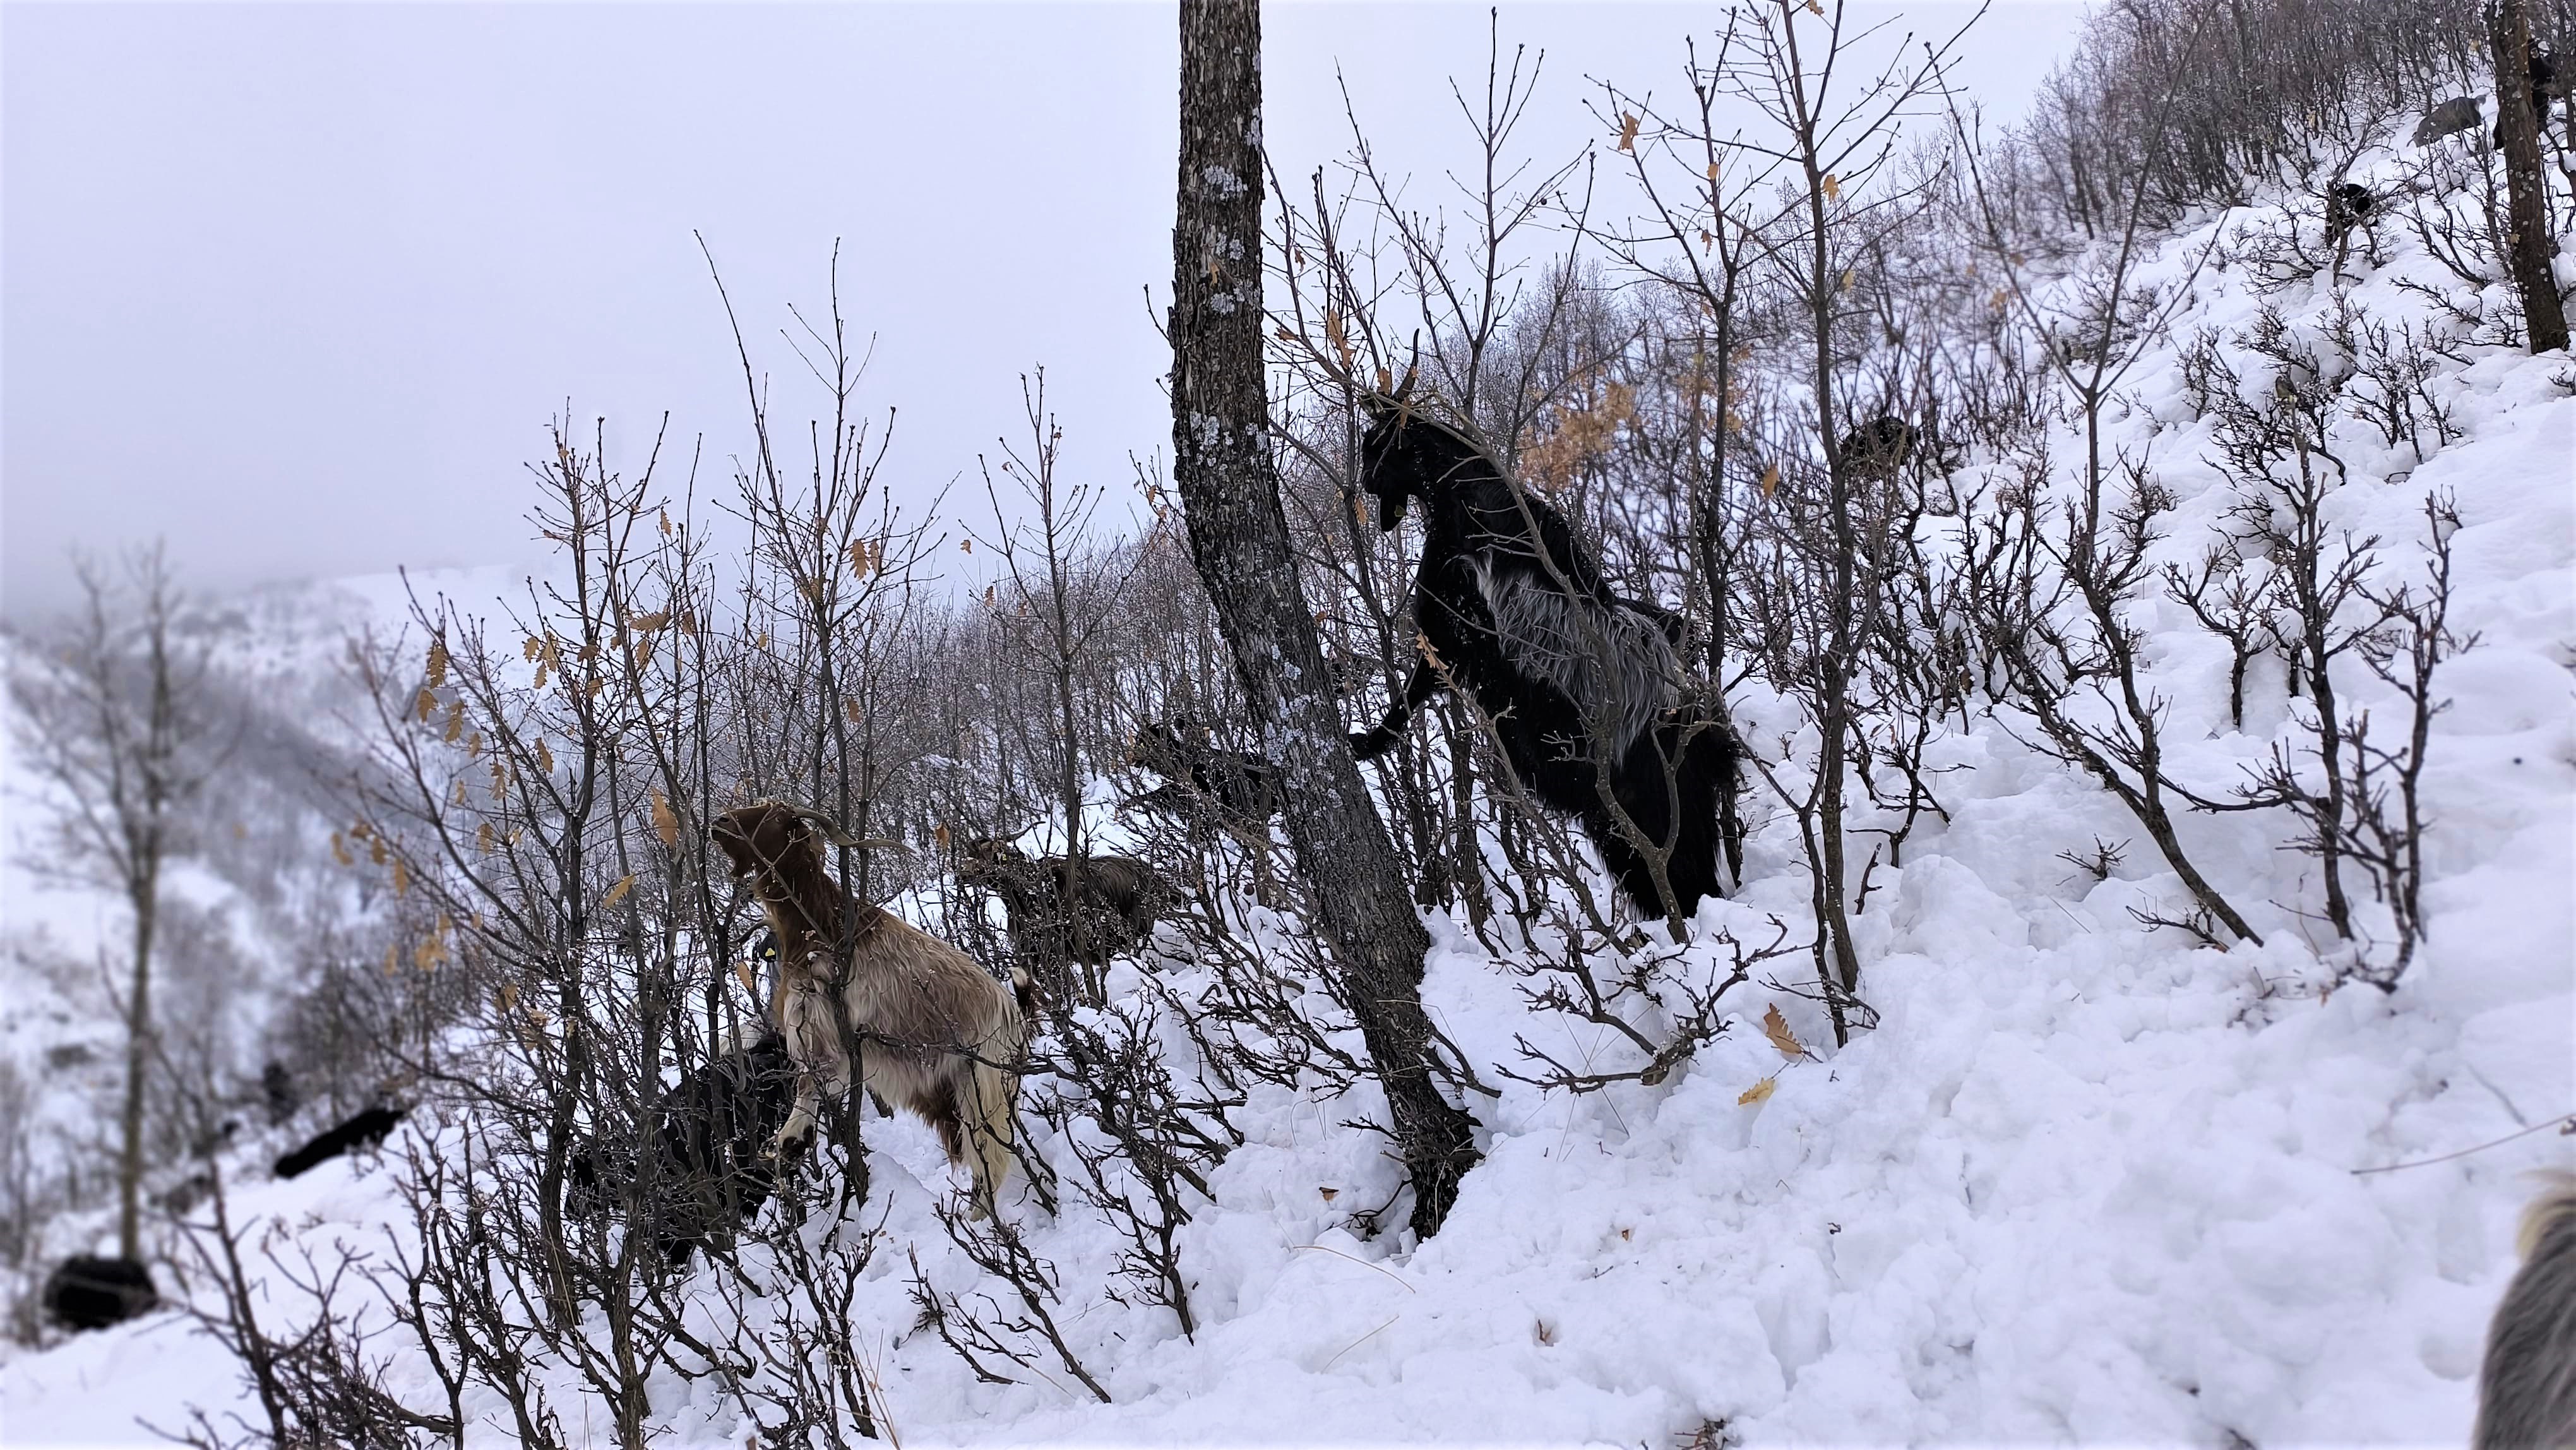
[710,801,1025,1218]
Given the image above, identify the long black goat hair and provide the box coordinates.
[1346,386,1738,922]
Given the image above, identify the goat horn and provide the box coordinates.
[773,801,905,852]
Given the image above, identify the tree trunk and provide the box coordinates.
[2493,0,2571,353]
[118,880,156,1261]
[1170,0,1480,1239]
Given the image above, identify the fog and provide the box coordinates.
[0,1,2086,621]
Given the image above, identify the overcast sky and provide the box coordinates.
[1,1,2090,621]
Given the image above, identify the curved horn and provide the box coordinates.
[772,800,907,853]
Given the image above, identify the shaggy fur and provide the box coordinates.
[1348,393,1736,921]
[710,803,1024,1218]
[2476,1173,2576,1450]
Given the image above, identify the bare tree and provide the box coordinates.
[2492,0,2572,352]
[8,544,217,1261]
[1171,0,1480,1238]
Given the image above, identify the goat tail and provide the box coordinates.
[2476,1170,2576,1450]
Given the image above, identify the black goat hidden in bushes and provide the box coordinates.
[1347,388,1736,921]
[955,836,1171,967]
[43,1255,157,1331]
[1836,414,1917,479]
[273,1104,407,1180]
[1128,719,1283,824]
[569,1029,796,1266]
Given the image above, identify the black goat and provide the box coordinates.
[567,1028,796,1266]
[955,837,1171,976]
[1346,390,1736,921]
[1128,719,1283,822]
[259,1060,299,1128]
[43,1255,158,1331]
[273,1104,407,1180]
[2325,183,2377,246]
[2415,95,2484,146]
[1126,718,1286,904]
[1836,415,1917,480]
[2475,1173,2576,1449]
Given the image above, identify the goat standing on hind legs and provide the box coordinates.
[709,801,1027,1218]
[1345,386,1739,926]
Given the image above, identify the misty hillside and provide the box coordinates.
[4,1,2573,1447]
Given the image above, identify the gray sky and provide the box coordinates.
[1,1,2089,621]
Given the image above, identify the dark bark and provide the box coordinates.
[1170,0,1479,1238]
[2493,0,2571,352]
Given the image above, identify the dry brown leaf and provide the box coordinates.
[415,688,438,724]
[1762,1003,1805,1060]
[535,738,554,774]
[1822,172,1840,200]
[390,857,410,897]
[1616,112,1640,152]
[733,959,759,999]
[443,700,465,744]
[426,636,450,689]
[1760,461,1782,498]
[476,820,496,854]
[604,873,636,907]
[331,832,353,867]
[1738,1076,1777,1106]
[650,789,679,849]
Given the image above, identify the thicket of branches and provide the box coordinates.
[8,0,2559,1433]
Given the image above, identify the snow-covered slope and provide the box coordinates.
[4,184,2570,1450]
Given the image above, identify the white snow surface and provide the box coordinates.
[5,184,2573,1447]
